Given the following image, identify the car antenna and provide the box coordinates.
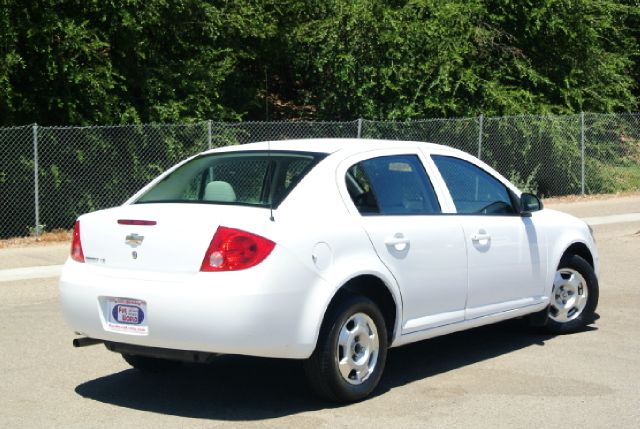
[268,140,275,222]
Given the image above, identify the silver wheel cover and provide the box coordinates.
[549,268,589,323]
[336,312,380,385]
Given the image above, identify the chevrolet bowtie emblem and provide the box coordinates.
[125,233,144,248]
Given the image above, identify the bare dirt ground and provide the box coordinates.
[0,228,71,249]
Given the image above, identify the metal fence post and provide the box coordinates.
[477,114,484,159]
[357,118,363,139]
[207,119,212,150]
[32,123,40,239]
[580,112,585,195]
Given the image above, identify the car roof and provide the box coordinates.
[204,138,466,158]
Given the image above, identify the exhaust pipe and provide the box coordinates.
[73,337,103,347]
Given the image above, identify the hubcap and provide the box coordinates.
[549,268,589,323]
[336,312,379,385]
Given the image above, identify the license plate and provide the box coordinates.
[106,297,148,335]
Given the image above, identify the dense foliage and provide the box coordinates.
[1,0,638,125]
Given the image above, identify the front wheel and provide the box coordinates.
[304,295,388,402]
[544,254,599,334]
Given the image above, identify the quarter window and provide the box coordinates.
[432,155,515,215]
[346,155,441,215]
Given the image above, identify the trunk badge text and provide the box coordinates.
[125,233,144,248]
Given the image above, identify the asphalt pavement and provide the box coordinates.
[1,196,639,428]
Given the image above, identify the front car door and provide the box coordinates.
[429,153,548,319]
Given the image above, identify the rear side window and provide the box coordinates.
[432,155,515,215]
[346,155,441,215]
[135,151,324,207]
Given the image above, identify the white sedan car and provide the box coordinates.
[60,139,599,402]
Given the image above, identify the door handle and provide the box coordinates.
[471,231,491,242]
[384,233,409,251]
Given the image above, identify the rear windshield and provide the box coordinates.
[135,151,325,208]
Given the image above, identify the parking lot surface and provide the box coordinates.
[1,197,639,428]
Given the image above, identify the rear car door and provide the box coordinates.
[340,151,468,334]
[430,154,547,319]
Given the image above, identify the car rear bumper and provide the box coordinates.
[59,254,328,359]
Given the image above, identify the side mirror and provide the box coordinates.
[520,193,543,216]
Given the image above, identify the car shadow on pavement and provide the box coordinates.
[75,318,594,420]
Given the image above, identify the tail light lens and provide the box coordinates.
[200,226,275,272]
[71,220,85,263]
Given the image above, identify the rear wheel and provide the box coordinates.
[122,354,182,372]
[304,295,388,402]
[544,254,599,334]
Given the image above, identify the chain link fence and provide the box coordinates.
[1,125,35,239]
[584,113,640,194]
[1,113,638,239]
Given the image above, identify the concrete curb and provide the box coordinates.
[582,213,640,226]
[0,265,63,283]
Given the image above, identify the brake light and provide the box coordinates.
[117,219,157,226]
[71,220,85,263]
[200,226,275,272]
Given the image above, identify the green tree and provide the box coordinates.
[0,0,276,125]
[0,0,638,125]
[286,0,638,120]
[486,0,639,113]
[1,0,121,124]
[92,0,277,122]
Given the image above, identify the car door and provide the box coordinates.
[340,151,468,334]
[430,154,547,319]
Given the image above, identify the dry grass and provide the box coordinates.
[0,229,71,249]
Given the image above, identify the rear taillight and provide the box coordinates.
[71,220,85,263]
[200,226,275,272]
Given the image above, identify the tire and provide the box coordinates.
[122,353,182,373]
[304,295,388,403]
[544,254,599,334]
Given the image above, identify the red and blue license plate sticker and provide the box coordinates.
[112,304,145,325]
[106,298,148,335]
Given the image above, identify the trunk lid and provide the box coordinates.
[78,203,272,273]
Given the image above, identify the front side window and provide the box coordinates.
[135,151,324,208]
[432,155,515,215]
[346,155,441,215]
